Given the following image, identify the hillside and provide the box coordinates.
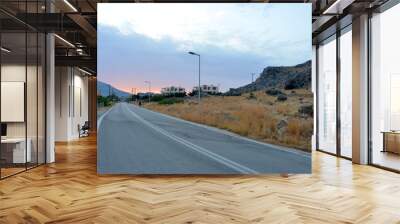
[146,89,313,151]
[97,81,130,98]
[226,60,311,95]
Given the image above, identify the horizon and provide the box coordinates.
[98,59,312,95]
[98,3,311,93]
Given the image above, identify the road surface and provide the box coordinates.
[98,103,311,174]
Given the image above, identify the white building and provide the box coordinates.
[161,86,186,95]
[193,84,219,94]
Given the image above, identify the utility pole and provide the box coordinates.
[145,81,151,103]
[188,51,201,103]
[131,88,134,102]
[133,88,137,102]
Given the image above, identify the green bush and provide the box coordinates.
[276,94,288,102]
[97,95,112,107]
[158,98,184,105]
[247,92,256,99]
[151,95,165,102]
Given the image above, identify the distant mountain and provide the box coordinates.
[226,60,311,95]
[97,81,130,98]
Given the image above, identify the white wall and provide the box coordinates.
[71,72,89,138]
[55,67,89,141]
[1,65,37,138]
[55,67,70,141]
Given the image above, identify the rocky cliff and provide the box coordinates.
[226,60,311,95]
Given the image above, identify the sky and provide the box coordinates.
[98,3,311,93]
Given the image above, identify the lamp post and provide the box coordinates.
[144,81,151,103]
[188,51,201,103]
[131,88,134,103]
[134,88,137,102]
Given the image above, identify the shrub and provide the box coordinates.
[247,92,256,99]
[224,89,241,96]
[298,104,313,117]
[97,95,113,106]
[227,92,241,96]
[158,98,184,105]
[276,94,287,102]
[265,88,283,96]
[151,95,165,102]
[164,92,186,98]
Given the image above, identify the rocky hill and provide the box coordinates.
[226,60,311,95]
[97,81,130,98]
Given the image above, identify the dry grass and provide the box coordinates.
[146,89,313,151]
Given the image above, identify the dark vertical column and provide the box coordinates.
[25,0,28,171]
[36,0,39,167]
[315,45,320,151]
[336,28,341,157]
[367,12,373,165]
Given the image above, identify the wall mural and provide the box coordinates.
[97,3,313,174]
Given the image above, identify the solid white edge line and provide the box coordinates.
[97,104,115,129]
[123,103,259,174]
[132,104,311,158]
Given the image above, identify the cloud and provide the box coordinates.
[98,25,269,92]
[97,3,311,59]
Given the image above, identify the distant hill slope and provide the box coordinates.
[226,60,311,95]
[97,81,130,98]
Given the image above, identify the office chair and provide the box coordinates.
[79,121,90,138]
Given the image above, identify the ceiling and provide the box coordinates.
[0,0,392,75]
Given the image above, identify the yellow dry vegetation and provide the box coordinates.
[146,89,313,151]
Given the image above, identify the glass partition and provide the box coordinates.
[0,2,46,179]
[370,3,400,171]
[317,36,337,154]
[339,28,352,158]
[1,31,28,177]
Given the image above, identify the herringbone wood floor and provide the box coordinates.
[1,135,400,224]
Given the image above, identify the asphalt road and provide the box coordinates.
[97,102,311,174]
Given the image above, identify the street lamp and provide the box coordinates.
[188,51,201,103]
[144,81,151,103]
[131,87,137,103]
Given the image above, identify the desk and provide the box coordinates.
[382,131,400,155]
[1,138,31,163]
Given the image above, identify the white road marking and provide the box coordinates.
[123,103,259,174]
[97,105,115,129]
